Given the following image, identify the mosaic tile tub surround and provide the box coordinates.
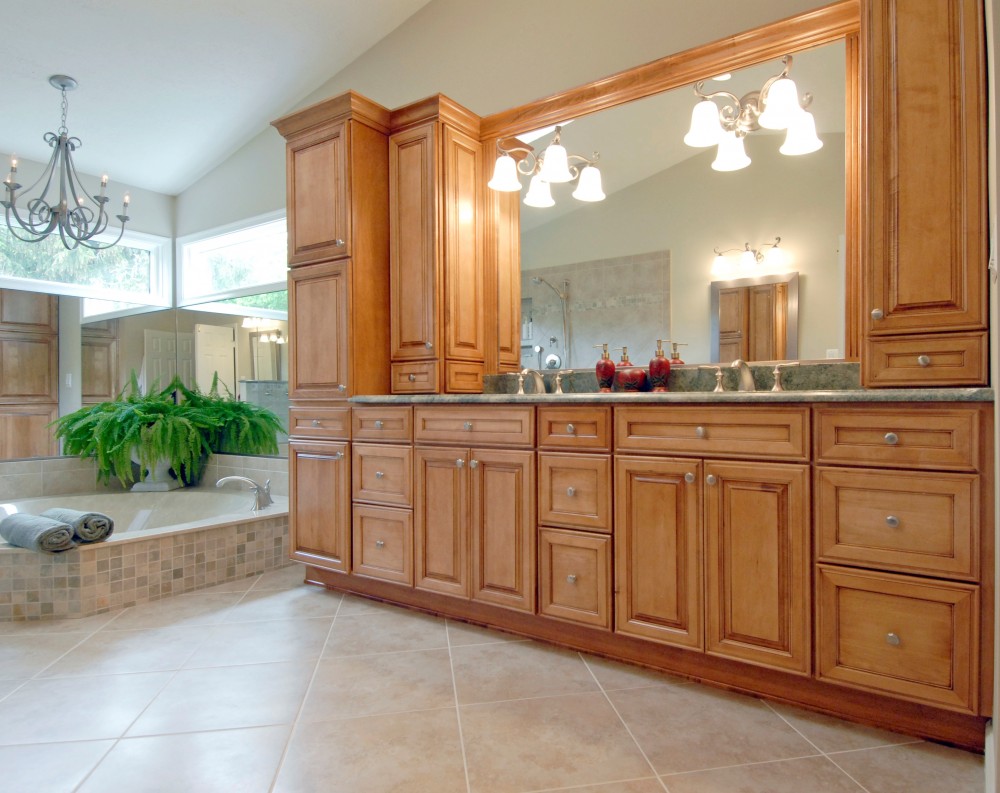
[0,453,290,621]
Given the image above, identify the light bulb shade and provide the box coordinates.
[523,173,554,208]
[572,166,605,202]
[779,110,823,155]
[711,254,731,278]
[758,77,801,130]
[764,245,787,270]
[539,143,573,183]
[684,100,722,147]
[487,154,522,191]
[740,249,757,270]
[711,132,751,172]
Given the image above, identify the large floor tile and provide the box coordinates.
[662,755,865,792]
[274,707,467,793]
[337,593,405,616]
[37,625,211,677]
[451,641,598,704]
[461,691,652,792]
[127,660,314,735]
[104,592,243,630]
[222,585,342,622]
[609,685,818,775]
[768,702,918,753]
[829,741,985,793]
[323,608,448,657]
[299,648,455,723]
[583,654,689,692]
[249,564,307,591]
[0,739,115,793]
[0,632,89,678]
[77,725,290,793]
[0,672,172,744]
[182,616,332,667]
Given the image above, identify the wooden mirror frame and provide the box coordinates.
[480,0,861,360]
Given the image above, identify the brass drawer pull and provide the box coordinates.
[408,373,417,382]
[464,421,474,431]
[886,632,901,647]
[311,419,321,427]
[885,515,900,528]
[884,432,899,445]
[566,574,577,584]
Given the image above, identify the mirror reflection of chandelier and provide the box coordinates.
[2,75,131,250]
[683,55,823,172]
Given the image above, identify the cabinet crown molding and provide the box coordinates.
[272,90,391,138]
[390,94,481,136]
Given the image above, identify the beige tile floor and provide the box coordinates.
[0,564,985,793]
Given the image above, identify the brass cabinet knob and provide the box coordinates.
[684,472,695,484]
[695,426,706,439]
[871,308,884,320]
[375,539,385,549]
[886,632,901,646]
[884,432,899,445]
[408,374,416,382]
[885,515,900,528]
[566,574,577,584]
[374,420,384,429]
[706,474,717,485]
[917,354,931,367]
[334,238,345,246]
[566,486,576,497]
[566,423,576,434]
[332,451,344,461]
[375,471,384,479]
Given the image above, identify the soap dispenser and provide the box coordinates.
[593,343,615,392]
[613,346,648,392]
[649,339,671,392]
[669,341,688,365]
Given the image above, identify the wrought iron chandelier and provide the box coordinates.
[2,75,130,250]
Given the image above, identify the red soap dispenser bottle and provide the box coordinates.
[649,339,671,392]
[613,346,648,392]
[593,343,615,392]
[670,341,688,365]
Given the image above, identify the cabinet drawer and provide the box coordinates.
[352,406,412,442]
[288,405,351,440]
[864,332,987,387]
[352,504,412,585]
[615,405,809,461]
[816,467,979,580]
[445,361,484,393]
[539,528,612,630]
[816,565,979,714]
[538,453,612,532]
[414,406,534,447]
[537,406,611,452]
[392,361,438,393]
[352,443,412,506]
[814,405,981,471]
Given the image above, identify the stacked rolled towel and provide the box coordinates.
[41,508,115,543]
[0,513,77,553]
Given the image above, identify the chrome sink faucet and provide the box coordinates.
[216,475,274,510]
[730,359,756,392]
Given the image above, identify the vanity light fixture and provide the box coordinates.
[712,237,786,276]
[487,126,605,207]
[683,55,822,172]
[3,75,131,250]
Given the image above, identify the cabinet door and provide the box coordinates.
[614,456,702,650]
[288,260,349,399]
[414,446,469,597]
[390,122,438,365]
[470,448,535,612]
[704,460,810,674]
[286,121,349,265]
[289,439,350,572]
[0,289,58,333]
[0,333,58,403]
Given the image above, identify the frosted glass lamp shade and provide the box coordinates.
[572,166,605,202]
[523,173,555,207]
[683,100,722,147]
[758,77,801,129]
[487,154,522,191]
[779,110,823,155]
[711,132,751,171]
[764,244,787,270]
[539,143,573,183]
[740,248,757,270]
[711,254,731,278]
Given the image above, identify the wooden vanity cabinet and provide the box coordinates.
[289,438,351,573]
[389,97,486,393]
[862,0,988,386]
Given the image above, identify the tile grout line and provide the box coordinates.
[578,653,672,793]
[266,589,346,793]
[445,619,474,793]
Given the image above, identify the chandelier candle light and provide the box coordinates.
[683,55,822,172]
[488,125,605,207]
[2,75,130,250]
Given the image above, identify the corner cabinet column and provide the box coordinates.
[862,0,988,386]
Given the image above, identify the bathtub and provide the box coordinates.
[0,487,291,621]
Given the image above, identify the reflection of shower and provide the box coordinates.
[531,276,571,368]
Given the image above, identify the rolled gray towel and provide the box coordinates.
[0,513,77,553]
[40,508,115,543]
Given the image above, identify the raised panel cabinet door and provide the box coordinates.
[390,122,438,363]
[704,460,810,674]
[288,260,349,399]
[0,405,58,458]
[81,337,118,404]
[470,448,535,613]
[865,0,987,337]
[0,333,58,403]
[288,439,350,573]
[614,456,703,650]
[286,120,349,265]
[0,289,58,333]
[414,446,470,598]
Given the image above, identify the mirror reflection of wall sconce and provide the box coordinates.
[256,330,285,345]
[683,55,823,172]
[712,236,787,277]
[488,125,605,207]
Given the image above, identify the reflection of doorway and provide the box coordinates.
[142,329,177,390]
[195,323,236,394]
[710,273,799,363]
